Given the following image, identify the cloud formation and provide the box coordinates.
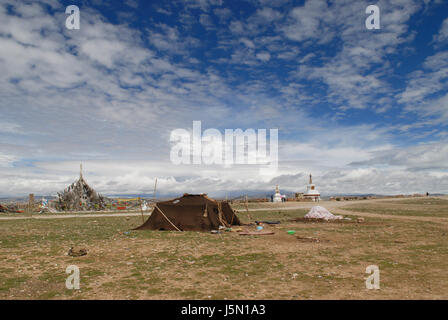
[1,0,447,197]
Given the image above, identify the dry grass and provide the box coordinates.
[340,197,448,217]
[1,197,448,299]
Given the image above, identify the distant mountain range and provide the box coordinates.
[1,191,445,202]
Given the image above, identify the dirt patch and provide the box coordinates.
[296,236,329,243]
[288,217,380,226]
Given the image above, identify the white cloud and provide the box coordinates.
[256,52,271,62]
[2,156,447,197]
[184,0,223,12]
[286,0,422,112]
[199,14,214,29]
[125,0,139,9]
[255,7,282,22]
[213,7,232,22]
[0,121,22,134]
[229,20,244,34]
[434,17,448,43]
[399,51,448,124]
[351,141,448,171]
[281,0,333,43]
[0,154,17,168]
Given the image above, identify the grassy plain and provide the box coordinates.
[1,197,447,299]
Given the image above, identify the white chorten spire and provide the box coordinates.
[273,184,282,202]
[304,173,320,202]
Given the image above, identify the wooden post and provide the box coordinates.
[153,178,158,201]
[138,197,145,224]
[28,193,34,216]
[245,195,251,223]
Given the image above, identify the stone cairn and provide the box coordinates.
[56,165,106,211]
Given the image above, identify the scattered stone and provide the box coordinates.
[68,247,87,257]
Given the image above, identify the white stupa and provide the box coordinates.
[273,185,282,203]
[304,174,320,201]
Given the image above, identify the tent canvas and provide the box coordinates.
[134,194,241,231]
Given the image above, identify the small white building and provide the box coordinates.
[273,185,282,202]
[304,174,321,201]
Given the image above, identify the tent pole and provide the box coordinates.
[138,197,145,224]
[153,178,158,201]
[245,195,251,223]
[155,204,182,232]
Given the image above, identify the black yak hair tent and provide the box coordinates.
[134,193,241,231]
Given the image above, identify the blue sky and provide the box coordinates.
[0,0,448,197]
